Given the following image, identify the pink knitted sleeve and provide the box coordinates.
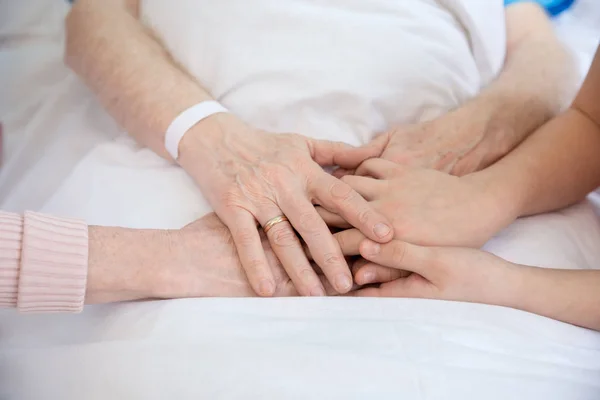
[0,211,89,313]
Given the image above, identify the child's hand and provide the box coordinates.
[350,239,522,308]
[320,159,515,248]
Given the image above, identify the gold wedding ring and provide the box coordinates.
[263,215,289,234]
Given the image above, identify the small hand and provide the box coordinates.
[349,238,521,308]
[321,159,515,248]
[179,115,394,297]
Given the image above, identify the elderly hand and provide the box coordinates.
[345,238,521,307]
[338,106,518,176]
[178,114,394,297]
[320,159,516,248]
[150,213,339,298]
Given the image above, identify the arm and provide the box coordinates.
[350,239,600,331]
[0,210,158,311]
[65,0,394,297]
[64,0,213,161]
[355,3,576,175]
[471,45,600,217]
[0,210,309,312]
[450,2,577,174]
[515,267,600,331]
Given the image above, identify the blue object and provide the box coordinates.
[504,0,576,16]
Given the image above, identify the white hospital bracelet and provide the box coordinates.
[164,100,229,160]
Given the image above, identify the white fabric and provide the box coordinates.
[0,0,120,210]
[3,298,600,400]
[2,0,600,399]
[164,101,229,159]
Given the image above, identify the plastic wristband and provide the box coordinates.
[164,100,229,160]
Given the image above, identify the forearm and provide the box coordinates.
[475,107,600,217]
[64,0,214,160]
[0,209,175,311]
[457,3,576,160]
[472,46,600,217]
[85,226,166,304]
[508,266,600,331]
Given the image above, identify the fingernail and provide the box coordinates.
[258,279,274,296]
[335,273,353,292]
[362,241,381,256]
[374,223,391,238]
[310,286,325,297]
[361,271,375,284]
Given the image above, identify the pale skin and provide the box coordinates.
[85,213,340,304]
[339,2,576,176]
[333,46,600,331]
[65,0,394,298]
[65,0,575,298]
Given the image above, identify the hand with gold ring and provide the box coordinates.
[178,114,394,297]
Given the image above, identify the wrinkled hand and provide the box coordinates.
[339,109,514,176]
[345,238,520,308]
[321,159,515,248]
[152,213,338,298]
[179,115,394,297]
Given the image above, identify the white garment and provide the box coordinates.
[38,0,505,228]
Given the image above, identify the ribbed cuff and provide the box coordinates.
[18,211,89,313]
[0,212,23,308]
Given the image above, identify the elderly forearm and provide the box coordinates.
[462,4,576,156]
[85,226,164,304]
[64,0,214,160]
[473,46,600,217]
[0,210,164,311]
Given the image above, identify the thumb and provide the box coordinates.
[309,133,389,169]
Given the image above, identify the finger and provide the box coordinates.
[353,262,409,285]
[308,134,389,169]
[350,257,370,276]
[279,192,354,294]
[350,278,425,298]
[304,228,363,260]
[340,175,383,201]
[228,211,275,297]
[332,168,355,179]
[311,172,394,243]
[355,158,404,179]
[332,229,365,256]
[315,207,351,229]
[359,239,430,275]
[263,214,326,297]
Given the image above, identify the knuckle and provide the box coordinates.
[222,188,244,207]
[262,165,289,186]
[335,233,346,250]
[270,226,298,248]
[235,228,256,247]
[298,212,323,233]
[322,252,344,269]
[329,181,354,200]
[246,258,265,273]
[357,208,373,226]
[296,267,317,284]
[390,241,407,264]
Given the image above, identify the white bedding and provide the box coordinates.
[2,0,600,399]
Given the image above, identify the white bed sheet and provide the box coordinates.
[2,1,600,399]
